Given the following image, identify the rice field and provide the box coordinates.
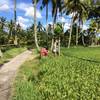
[12,47,100,100]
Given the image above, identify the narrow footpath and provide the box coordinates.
[0,50,32,100]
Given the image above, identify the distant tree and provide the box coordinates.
[88,19,99,45]
[37,21,46,32]
[53,23,63,55]
[8,20,14,42]
[0,17,8,45]
[41,0,63,50]
[63,0,89,48]
[0,17,6,32]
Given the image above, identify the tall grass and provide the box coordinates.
[0,47,26,65]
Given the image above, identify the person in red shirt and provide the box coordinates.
[40,47,48,57]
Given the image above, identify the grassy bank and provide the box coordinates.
[12,47,100,100]
[0,47,26,65]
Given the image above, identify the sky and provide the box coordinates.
[0,0,89,31]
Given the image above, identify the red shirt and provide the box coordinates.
[40,48,48,56]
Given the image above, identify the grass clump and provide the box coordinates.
[0,47,26,65]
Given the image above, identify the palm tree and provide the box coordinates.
[41,0,63,49]
[51,0,63,52]
[0,17,6,57]
[14,0,18,45]
[37,21,47,44]
[0,17,6,32]
[54,23,63,55]
[8,20,14,40]
[63,0,89,48]
[32,0,40,51]
[68,13,75,48]
[81,30,86,46]
[37,21,46,32]
[41,0,51,48]
[41,0,50,27]
[89,19,99,45]
[14,0,16,25]
[41,0,63,22]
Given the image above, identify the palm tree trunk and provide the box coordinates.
[0,49,3,58]
[46,23,48,48]
[68,15,73,48]
[58,37,60,56]
[14,0,18,46]
[82,35,85,46]
[34,0,40,51]
[51,38,54,51]
[76,22,78,46]
[14,0,16,26]
[46,4,48,48]
[8,29,12,40]
[0,44,3,58]
[51,21,55,51]
[80,24,85,46]
[91,37,94,46]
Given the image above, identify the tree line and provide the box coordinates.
[0,0,100,54]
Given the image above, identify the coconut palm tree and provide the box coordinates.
[8,20,14,40]
[14,0,16,25]
[88,3,100,19]
[14,0,18,45]
[0,17,6,32]
[41,0,63,22]
[63,0,89,48]
[41,0,63,31]
[68,13,75,48]
[32,0,40,51]
[54,23,63,55]
[37,21,46,32]
[41,0,51,48]
[41,0,50,26]
[34,0,62,51]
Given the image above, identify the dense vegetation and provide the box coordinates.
[12,47,100,100]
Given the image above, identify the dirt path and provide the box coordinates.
[0,50,32,100]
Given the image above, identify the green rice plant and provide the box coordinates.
[12,47,100,100]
